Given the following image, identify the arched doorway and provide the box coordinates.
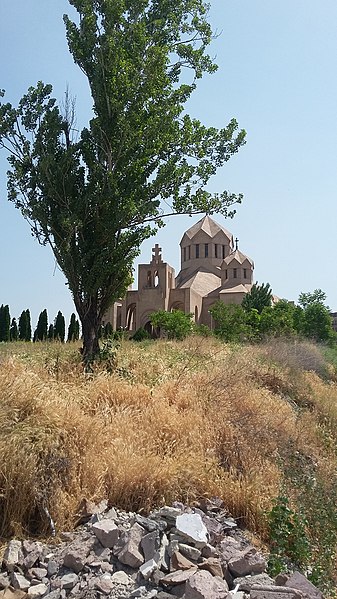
[144,321,160,339]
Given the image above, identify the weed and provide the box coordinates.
[267,494,310,576]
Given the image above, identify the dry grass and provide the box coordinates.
[0,337,337,551]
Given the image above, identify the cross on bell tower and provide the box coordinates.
[235,237,239,251]
[151,243,163,265]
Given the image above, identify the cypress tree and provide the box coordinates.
[54,311,65,342]
[67,313,80,342]
[10,318,18,341]
[0,305,4,341]
[34,309,48,341]
[48,324,54,341]
[19,310,28,341]
[25,309,32,341]
[0,305,10,342]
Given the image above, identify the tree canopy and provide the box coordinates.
[0,0,246,362]
[298,289,329,310]
[242,282,273,314]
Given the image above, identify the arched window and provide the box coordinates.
[154,271,159,287]
[147,271,152,287]
[126,304,136,331]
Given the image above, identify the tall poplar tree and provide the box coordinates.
[0,0,246,362]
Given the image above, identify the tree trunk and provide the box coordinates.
[79,304,101,366]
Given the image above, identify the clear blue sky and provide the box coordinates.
[1,0,337,329]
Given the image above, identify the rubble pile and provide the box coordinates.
[0,499,323,599]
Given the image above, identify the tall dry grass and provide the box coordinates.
[0,336,337,548]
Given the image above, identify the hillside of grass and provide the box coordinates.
[1,336,337,591]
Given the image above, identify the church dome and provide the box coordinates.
[181,215,233,242]
[223,249,254,267]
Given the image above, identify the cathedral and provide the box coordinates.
[105,215,254,334]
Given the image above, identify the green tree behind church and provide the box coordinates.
[0,0,246,363]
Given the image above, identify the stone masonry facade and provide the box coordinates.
[105,215,254,335]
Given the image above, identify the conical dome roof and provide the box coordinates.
[223,249,254,267]
[182,215,233,241]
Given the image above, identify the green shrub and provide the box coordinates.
[132,327,151,342]
[150,310,193,340]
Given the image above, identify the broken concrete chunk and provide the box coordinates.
[161,567,198,585]
[168,540,180,558]
[27,584,48,597]
[228,547,266,577]
[234,573,275,591]
[94,576,114,595]
[285,572,323,599]
[0,574,9,590]
[250,586,303,599]
[110,571,132,585]
[27,569,47,581]
[176,514,208,546]
[10,573,30,591]
[170,551,196,572]
[46,561,58,577]
[134,514,167,533]
[0,590,27,599]
[218,538,242,563]
[139,559,158,580]
[63,541,92,574]
[199,557,224,578]
[60,573,79,590]
[158,507,183,523]
[178,543,201,561]
[3,541,24,572]
[92,519,120,548]
[140,530,160,562]
[185,570,229,599]
[158,533,170,572]
[116,522,145,568]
